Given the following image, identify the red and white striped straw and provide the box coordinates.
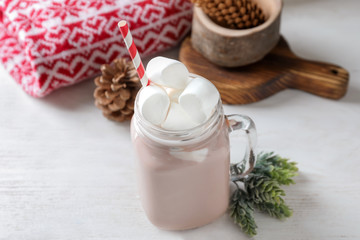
[118,20,150,87]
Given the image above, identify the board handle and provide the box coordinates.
[286,59,349,99]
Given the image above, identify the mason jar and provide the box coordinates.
[131,75,256,230]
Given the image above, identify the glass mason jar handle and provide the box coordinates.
[226,114,257,182]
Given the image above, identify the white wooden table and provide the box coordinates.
[1,0,360,239]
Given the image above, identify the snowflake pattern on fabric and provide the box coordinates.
[0,0,193,97]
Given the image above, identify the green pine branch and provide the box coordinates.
[254,201,292,219]
[253,152,299,185]
[244,174,285,205]
[229,188,257,237]
[228,151,299,237]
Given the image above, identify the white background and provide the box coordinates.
[1,0,360,239]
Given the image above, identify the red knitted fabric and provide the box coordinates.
[0,0,192,97]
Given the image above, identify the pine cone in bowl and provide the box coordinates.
[191,0,266,29]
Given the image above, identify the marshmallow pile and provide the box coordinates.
[138,57,220,130]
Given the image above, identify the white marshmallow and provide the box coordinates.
[138,85,170,125]
[179,77,220,124]
[146,57,189,89]
[161,102,198,130]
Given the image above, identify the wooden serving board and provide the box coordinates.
[179,37,349,104]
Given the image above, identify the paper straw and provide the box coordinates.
[118,20,150,87]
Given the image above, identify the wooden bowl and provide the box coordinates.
[191,0,283,67]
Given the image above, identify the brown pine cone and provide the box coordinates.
[94,58,141,122]
[191,0,266,29]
